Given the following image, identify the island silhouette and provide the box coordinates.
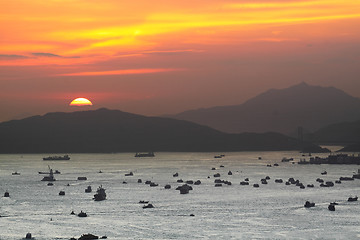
[0,108,327,153]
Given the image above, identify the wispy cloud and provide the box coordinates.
[142,49,204,55]
[57,68,184,77]
[32,52,80,58]
[32,52,63,57]
[0,54,28,59]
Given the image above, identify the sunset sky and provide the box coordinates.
[1,0,360,122]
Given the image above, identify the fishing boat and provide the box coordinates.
[43,155,70,161]
[93,185,106,201]
[135,152,155,157]
[41,166,56,181]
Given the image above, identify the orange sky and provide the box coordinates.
[1,0,360,121]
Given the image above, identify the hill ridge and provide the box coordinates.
[0,108,326,153]
[167,82,360,135]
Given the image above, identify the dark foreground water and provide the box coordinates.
[1,151,359,240]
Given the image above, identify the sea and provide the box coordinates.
[0,149,359,240]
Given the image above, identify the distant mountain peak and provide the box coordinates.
[167,83,360,135]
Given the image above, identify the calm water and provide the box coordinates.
[0,151,359,240]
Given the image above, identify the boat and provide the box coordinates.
[328,204,335,211]
[281,157,293,162]
[77,211,87,217]
[78,233,99,240]
[39,170,60,174]
[41,167,56,181]
[348,196,358,202]
[43,155,70,161]
[93,185,106,201]
[12,171,20,175]
[4,191,10,197]
[304,201,315,208]
[25,233,32,239]
[85,186,92,193]
[134,152,155,157]
[352,169,360,179]
[142,203,154,209]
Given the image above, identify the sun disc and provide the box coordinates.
[69,97,93,106]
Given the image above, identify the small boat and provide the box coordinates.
[12,171,20,175]
[177,184,192,194]
[328,204,335,211]
[85,186,92,193]
[78,233,99,240]
[142,203,154,209]
[77,211,87,217]
[321,171,327,175]
[125,172,133,176]
[149,182,158,187]
[214,155,222,158]
[41,167,56,181]
[304,201,315,208]
[43,155,70,161]
[135,152,155,157]
[352,169,360,179]
[39,170,60,174]
[25,233,32,239]
[281,157,293,162]
[93,186,106,201]
[139,200,149,204]
[59,191,65,196]
[348,196,358,202]
[4,191,9,197]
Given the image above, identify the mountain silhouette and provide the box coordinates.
[305,119,360,151]
[166,82,360,135]
[0,108,326,153]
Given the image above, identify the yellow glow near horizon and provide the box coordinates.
[69,98,93,106]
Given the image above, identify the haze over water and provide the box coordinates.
[1,151,359,239]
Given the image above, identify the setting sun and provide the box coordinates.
[69,97,93,106]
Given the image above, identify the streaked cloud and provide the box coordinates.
[32,52,63,57]
[2,0,360,64]
[142,49,204,55]
[57,68,184,77]
[0,54,28,59]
